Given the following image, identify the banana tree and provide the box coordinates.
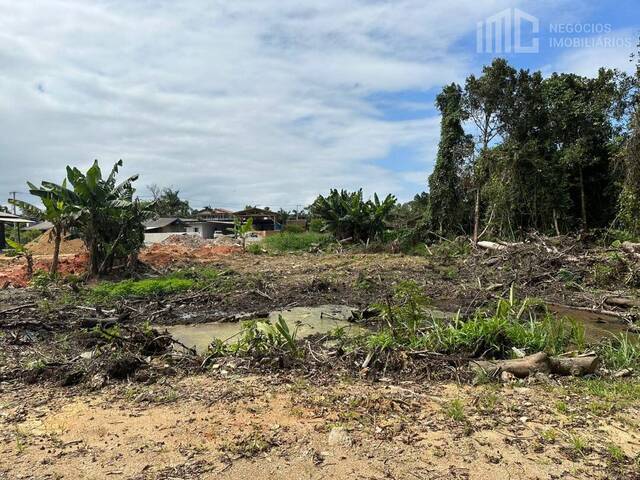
[9,191,72,275]
[28,160,152,276]
[310,189,397,242]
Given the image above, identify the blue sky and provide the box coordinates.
[0,0,638,211]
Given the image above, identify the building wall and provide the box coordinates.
[186,222,215,239]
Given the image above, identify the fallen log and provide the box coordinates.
[0,303,36,316]
[622,241,640,254]
[604,296,640,309]
[477,241,507,251]
[472,352,599,378]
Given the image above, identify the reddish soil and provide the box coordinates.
[139,243,241,269]
[0,253,88,288]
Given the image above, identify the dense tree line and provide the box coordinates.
[426,54,640,240]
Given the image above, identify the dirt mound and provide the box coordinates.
[0,253,88,288]
[26,231,86,256]
[140,240,241,268]
[161,234,212,248]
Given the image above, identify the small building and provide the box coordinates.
[233,208,282,231]
[143,217,187,234]
[185,221,216,239]
[0,212,33,249]
[194,208,233,222]
[24,221,54,232]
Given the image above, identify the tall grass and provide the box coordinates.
[361,283,583,358]
[258,232,333,253]
[598,333,640,370]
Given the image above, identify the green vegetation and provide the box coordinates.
[10,185,74,275]
[234,217,254,251]
[569,434,589,456]
[147,185,192,217]
[574,378,640,403]
[5,239,34,278]
[24,160,153,277]
[417,52,640,241]
[444,399,466,422]
[209,315,301,359]
[598,333,640,370]
[358,282,582,358]
[258,231,332,253]
[310,189,396,242]
[88,267,223,301]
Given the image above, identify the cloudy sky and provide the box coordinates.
[1,0,638,211]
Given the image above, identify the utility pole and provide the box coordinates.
[9,191,20,243]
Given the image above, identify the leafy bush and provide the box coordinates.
[210,315,301,359]
[310,189,396,242]
[261,232,332,252]
[308,218,325,233]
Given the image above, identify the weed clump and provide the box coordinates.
[357,282,582,360]
[597,333,640,370]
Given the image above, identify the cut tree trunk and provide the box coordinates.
[473,189,480,245]
[477,241,507,251]
[604,296,640,309]
[472,352,599,378]
[622,242,640,255]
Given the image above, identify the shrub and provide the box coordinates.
[308,218,325,233]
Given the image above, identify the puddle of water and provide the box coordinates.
[550,305,635,342]
[161,305,361,353]
[162,303,633,354]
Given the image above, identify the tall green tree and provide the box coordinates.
[618,44,640,236]
[464,59,515,242]
[428,83,473,235]
[148,184,191,217]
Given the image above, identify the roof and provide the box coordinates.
[0,212,33,224]
[143,217,182,230]
[234,207,276,217]
[24,221,54,231]
[194,208,233,216]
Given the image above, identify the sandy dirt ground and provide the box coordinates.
[2,373,640,480]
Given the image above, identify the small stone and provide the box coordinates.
[328,427,353,447]
[501,371,516,382]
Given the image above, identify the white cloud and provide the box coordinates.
[1,0,519,209]
[551,28,638,76]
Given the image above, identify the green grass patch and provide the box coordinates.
[258,232,333,253]
[597,333,640,370]
[87,267,225,301]
[444,399,466,422]
[571,378,640,402]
